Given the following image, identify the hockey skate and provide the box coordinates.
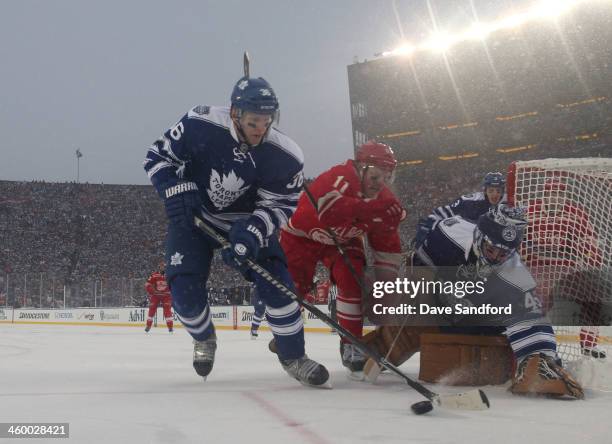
[280,355,331,388]
[168,327,173,333]
[268,338,278,354]
[250,329,259,340]
[144,325,151,333]
[193,331,217,380]
[340,342,367,379]
[510,353,584,399]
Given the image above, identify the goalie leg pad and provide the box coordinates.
[419,333,513,386]
[510,353,584,399]
[362,326,439,366]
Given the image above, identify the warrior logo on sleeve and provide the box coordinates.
[207,169,250,209]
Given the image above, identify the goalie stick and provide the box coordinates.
[194,214,490,413]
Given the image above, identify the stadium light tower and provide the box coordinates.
[75,148,83,183]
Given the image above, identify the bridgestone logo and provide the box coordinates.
[19,312,50,319]
[165,182,198,199]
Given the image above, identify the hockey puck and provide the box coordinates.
[411,400,433,415]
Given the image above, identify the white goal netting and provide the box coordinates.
[508,158,612,371]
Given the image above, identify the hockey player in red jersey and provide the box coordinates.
[524,181,606,358]
[280,141,406,372]
[145,262,174,333]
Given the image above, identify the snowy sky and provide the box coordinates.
[0,0,533,185]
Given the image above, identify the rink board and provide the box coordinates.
[2,306,610,340]
[0,305,339,333]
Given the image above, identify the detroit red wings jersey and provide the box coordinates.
[525,201,601,268]
[284,159,402,272]
[145,272,171,298]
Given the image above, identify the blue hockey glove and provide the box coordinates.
[222,219,264,271]
[163,181,201,228]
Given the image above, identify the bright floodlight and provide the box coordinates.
[530,0,576,19]
[384,44,415,57]
[421,32,457,52]
[463,22,496,40]
[497,12,530,29]
[377,0,587,58]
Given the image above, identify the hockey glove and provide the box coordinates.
[222,219,264,271]
[357,198,406,227]
[163,181,201,228]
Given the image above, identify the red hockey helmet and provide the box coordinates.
[355,141,397,172]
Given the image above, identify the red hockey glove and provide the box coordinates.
[356,198,406,227]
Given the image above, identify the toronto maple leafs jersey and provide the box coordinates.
[415,191,506,247]
[415,215,537,314]
[415,217,557,360]
[144,105,304,238]
[433,191,502,223]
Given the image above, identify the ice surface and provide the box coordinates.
[1,325,610,444]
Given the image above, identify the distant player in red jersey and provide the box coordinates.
[303,278,332,305]
[145,262,174,333]
[280,141,405,372]
[524,181,606,358]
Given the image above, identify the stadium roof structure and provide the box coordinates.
[347,0,612,167]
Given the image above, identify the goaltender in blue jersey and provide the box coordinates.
[143,68,329,388]
[364,205,584,399]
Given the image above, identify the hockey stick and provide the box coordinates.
[363,251,416,383]
[243,51,250,77]
[194,215,490,413]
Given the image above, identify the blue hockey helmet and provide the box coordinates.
[230,76,279,116]
[482,172,506,189]
[474,204,527,266]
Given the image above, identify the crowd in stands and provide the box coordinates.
[0,180,248,308]
[1,133,607,309]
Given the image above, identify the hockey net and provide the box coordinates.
[507,158,612,375]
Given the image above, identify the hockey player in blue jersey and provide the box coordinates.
[365,205,584,398]
[143,69,329,387]
[414,205,584,398]
[414,172,506,248]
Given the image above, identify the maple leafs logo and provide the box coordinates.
[207,169,250,209]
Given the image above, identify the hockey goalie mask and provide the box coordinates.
[474,205,527,267]
[355,141,397,196]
